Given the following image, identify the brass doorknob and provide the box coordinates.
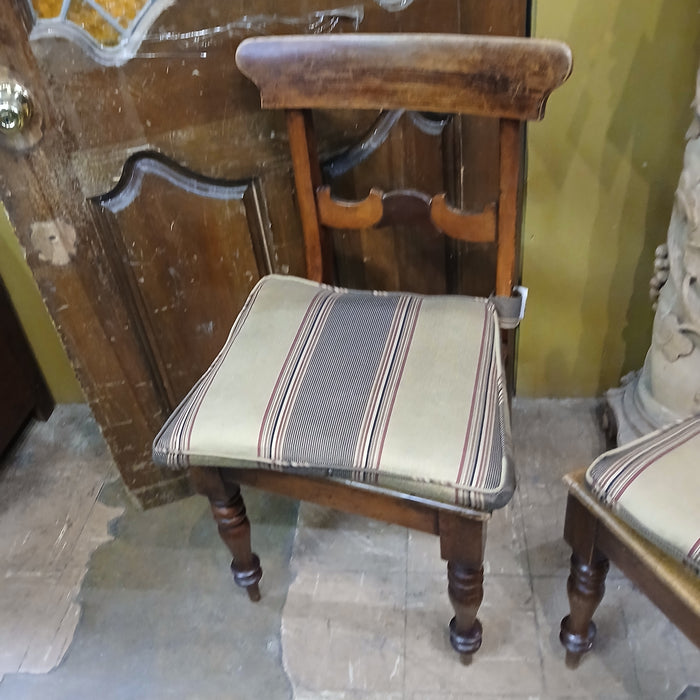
[0,81,32,135]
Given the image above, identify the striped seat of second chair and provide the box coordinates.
[586,415,700,575]
[153,274,515,511]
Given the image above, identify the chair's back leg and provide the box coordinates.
[190,466,263,602]
[439,511,487,661]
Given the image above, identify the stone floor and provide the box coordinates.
[0,400,697,699]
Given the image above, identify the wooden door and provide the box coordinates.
[0,0,527,507]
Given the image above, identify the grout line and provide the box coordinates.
[619,603,644,698]
[279,501,303,700]
[669,631,690,694]
[512,485,549,696]
[401,527,409,697]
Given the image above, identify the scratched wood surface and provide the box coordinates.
[236,34,571,119]
[0,0,528,506]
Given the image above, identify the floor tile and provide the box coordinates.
[679,635,700,686]
[291,503,408,573]
[406,529,443,575]
[532,576,643,699]
[404,572,544,697]
[282,568,406,695]
[0,406,121,679]
[0,579,78,677]
[619,582,698,699]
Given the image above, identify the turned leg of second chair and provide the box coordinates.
[559,493,609,668]
[439,512,487,662]
[560,551,609,668]
[190,466,263,601]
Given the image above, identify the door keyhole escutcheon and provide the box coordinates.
[0,81,32,135]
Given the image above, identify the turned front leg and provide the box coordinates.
[447,562,484,657]
[439,511,487,662]
[210,486,263,601]
[560,552,609,668]
[190,467,263,601]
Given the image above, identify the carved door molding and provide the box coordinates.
[0,0,527,506]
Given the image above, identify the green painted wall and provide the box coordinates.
[520,0,700,396]
[3,1,699,400]
[0,204,83,403]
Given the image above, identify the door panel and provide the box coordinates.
[0,0,527,507]
[99,156,271,404]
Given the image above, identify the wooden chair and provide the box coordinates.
[560,415,700,667]
[153,33,571,660]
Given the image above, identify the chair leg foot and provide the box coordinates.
[230,554,262,601]
[449,616,483,657]
[447,562,484,657]
[560,617,596,668]
[559,553,609,666]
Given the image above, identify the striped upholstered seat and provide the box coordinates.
[153,274,514,511]
[586,416,700,575]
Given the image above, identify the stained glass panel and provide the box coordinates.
[32,0,149,46]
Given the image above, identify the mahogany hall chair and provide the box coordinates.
[153,33,572,659]
[560,415,700,668]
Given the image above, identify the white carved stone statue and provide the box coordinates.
[608,66,700,444]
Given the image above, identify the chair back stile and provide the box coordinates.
[285,108,331,284]
[495,119,522,298]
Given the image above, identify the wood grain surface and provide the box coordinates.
[236,34,572,120]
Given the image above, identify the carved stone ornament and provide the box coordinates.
[607,65,700,443]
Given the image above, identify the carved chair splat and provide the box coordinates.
[154,33,572,660]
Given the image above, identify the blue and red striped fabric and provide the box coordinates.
[587,415,700,575]
[153,275,514,511]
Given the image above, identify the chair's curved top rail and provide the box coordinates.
[235,34,572,121]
